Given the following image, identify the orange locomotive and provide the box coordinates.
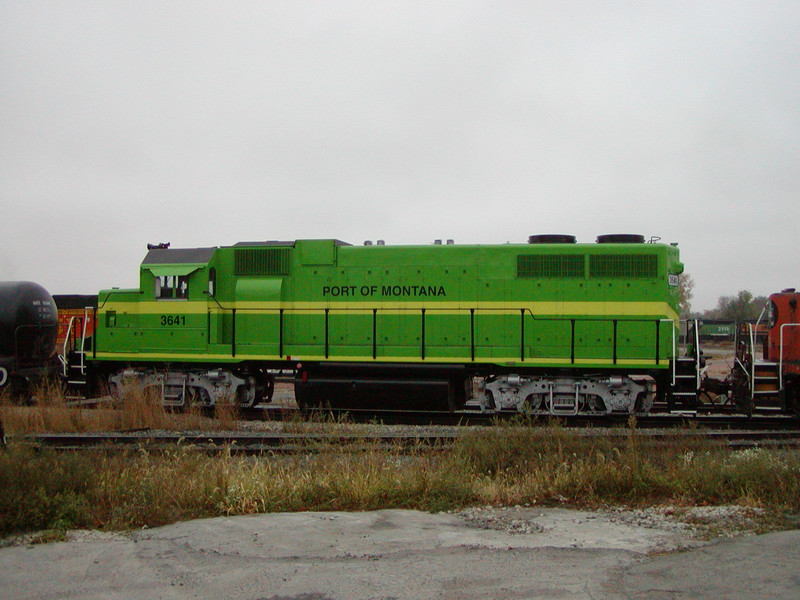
[765,289,800,376]
[54,295,97,352]
[727,288,800,414]
[53,295,97,398]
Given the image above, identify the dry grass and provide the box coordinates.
[213,396,240,431]
[3,378,800,538]
[0,379,230,434]
[2,424,800,538]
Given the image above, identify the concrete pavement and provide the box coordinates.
[0,508,797,599]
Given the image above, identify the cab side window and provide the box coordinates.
[155,275,189,300]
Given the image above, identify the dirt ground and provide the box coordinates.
[700,340,736,380]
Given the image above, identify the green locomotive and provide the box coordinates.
[83,234,683,415]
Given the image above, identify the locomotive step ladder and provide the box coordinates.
[670,356,701,409]
[160,378,189,406]
[667,319,704,411]
[732,319,785,413]
[548,387,579,416]
[61,313,91,400]
[750,360,782,412]
[65,350,88,398]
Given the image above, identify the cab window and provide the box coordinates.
[155,275,189,300]
[768,300,778,329]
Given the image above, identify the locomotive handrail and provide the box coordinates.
[736,322,757,403]
[733,352,751,395]
[203,291,226,310]
[61,317,76,377]
[192,300,677,365]
[77,308,90,375]
[239,304,673,364]
[670,319,686,386]
[61,309,92,377]
[201,299,673,320]
[748,322,758,402]
[682,319,701,391]
[779,323,800,390]
[95,289,143,310]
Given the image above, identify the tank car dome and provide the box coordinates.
[528,234,577,244]
[596,234,645,244]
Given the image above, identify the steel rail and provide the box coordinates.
[253,406,800,429]
[46,397,800,429]
[17,428,800,454]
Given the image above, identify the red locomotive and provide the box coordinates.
[765,290,800,376]
[724,288,800,414]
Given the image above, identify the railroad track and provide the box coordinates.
[22,431,454,453]
[254,405,800,429]
[18,427,800,454]
[60,394,800,429]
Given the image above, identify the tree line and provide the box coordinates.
[679,273,768,321]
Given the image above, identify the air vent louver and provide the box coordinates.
[235,248,291,276]
[517,254,584,278]
[589,254,657,278]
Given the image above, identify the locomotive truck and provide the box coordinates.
[62,234,693,416]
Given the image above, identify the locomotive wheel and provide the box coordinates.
[262,373,275,403]
[483,390,496,411]
[236,383,252,408]
[520,393,543,414]
[251,370,275,405]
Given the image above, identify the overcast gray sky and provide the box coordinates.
[2,1,799,311]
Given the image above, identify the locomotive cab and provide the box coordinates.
[764,289,800,371]
[764,289,800,413]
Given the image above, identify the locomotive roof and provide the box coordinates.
[53,294,98,309]
[233,241,295,247]
[232,240,352,247]
[142,247,217,265]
